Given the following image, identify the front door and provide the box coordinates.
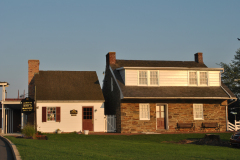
[156,105,165,130]
[82,107,94,131]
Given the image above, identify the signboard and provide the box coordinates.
[70,109,78,116]
[21,97,34,113]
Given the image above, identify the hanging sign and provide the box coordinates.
[70,109,78,116]
[21,97,35,113]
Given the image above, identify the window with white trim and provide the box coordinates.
[139,103,150,120]
[189,71,197,85]
[139,71,148,85]
[193,104,204,120]
[189,71,208,86]
[47,107,56,121]
[150,71,158,85]
[138,70,159,86]
[200,72,208,85]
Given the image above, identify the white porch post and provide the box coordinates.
[21,113,24,129]
[226,105,228,131]
[2,85,5,134]
[1,104,4,134]
[235,120,237,131]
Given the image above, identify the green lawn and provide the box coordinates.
[6,133,239,160]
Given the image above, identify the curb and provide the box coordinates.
[0,135,22,160]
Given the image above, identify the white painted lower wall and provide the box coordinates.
[36,102,104,133]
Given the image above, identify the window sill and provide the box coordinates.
[194,119,204,121]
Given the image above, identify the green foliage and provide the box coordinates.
[5,133,240,160]
[218,48,240,98]
[21,124,36,138]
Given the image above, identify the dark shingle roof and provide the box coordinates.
[35,71,104,101]
[110,60,208,70]
[112,66,236,99]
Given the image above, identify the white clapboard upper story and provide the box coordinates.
[104,52,236,100]
[117,68,221,87]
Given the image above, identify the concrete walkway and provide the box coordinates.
[0,136,14,160]
[0,134,22,160]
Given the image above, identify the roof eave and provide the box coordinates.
[122,97,236,100]
[116,67,224,71]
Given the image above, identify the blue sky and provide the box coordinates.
[1,0,240,98]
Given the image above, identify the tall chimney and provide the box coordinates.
[28,60,40,98]
[194,52,203,64]
[106,52,116,67]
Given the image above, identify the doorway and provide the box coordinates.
[156,105,166,130]
[82,107,94,131]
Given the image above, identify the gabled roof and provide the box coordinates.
[35,71,104,101]
[110,59,208,70]
[109,59,235,100]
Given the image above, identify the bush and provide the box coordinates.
[22,124,36,138]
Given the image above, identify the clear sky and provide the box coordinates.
[1,0,240,98]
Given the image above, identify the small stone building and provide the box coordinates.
[102,52,236,133]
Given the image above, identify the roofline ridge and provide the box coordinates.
[116,59,197,62]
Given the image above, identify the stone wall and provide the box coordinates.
[120,100,227,133]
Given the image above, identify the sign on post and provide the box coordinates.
[21,97,35,113]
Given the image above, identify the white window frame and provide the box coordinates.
[149,70,159,86]
[138,71,148,86]
[189,71,198,86]
[47,107,56,122]
[188,71,208,86]
[199,71,208,86]
[138,70,159,86]
[139,103,150,120]
[193,104,204,120]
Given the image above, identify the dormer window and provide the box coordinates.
[189,71,197,85]
[200,72,208,85]
[150,71,158,85]
[139,71,148,85]
[138,70,159,86]
[189,71,208,86]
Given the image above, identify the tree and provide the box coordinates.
[218,48,240,98]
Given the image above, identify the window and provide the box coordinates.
[139,103,150,120]
[189,71,197,85]
[193,104,204,120]
[200,72,208,85]
[47,107,56,121]
[150,71,158,85]
[189,71,208,86]
[139,70,159,86]
[139,71,148,85]
[42,107,61,122]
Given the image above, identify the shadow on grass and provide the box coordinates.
[162,138,240,149]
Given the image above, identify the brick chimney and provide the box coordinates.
[194,52,203,64]
[106,52,116,67]
[28,60,40,98]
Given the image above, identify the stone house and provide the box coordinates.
[102,52,236,133]
[28,60,105,133]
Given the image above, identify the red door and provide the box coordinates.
[82,107,94,131]
[156,105,165,130]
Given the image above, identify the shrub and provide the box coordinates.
[22,124,36,138]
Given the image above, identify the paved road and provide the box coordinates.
[0,137,14,160]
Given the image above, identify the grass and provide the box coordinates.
[5,133,239,160]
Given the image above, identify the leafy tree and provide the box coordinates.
[218,48,240,98]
